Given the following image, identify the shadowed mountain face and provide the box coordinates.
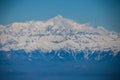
[0,15,120,80]
[0,50,120,64]
[0,50,120,80]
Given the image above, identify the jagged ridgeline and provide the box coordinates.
[0,15,120,64]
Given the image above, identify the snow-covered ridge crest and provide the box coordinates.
[0,15,120,53]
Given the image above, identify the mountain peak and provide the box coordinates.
[54,15,63,19]
[49,15,65,22]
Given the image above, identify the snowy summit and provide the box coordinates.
[0,15,120,54]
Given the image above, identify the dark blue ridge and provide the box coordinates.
[0,49,120,65]
[0,50,120,80]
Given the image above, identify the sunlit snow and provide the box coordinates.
[0,15,120,53]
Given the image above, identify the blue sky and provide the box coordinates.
[0,0,120,32]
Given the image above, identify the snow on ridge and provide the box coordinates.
[0,15,120,53]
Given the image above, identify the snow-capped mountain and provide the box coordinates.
[0,15,120,53]
[0,15,120,63]
[0,15,120,72]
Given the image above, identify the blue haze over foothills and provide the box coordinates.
[0,0,120,80]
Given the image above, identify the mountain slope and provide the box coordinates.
[0,15,120,54]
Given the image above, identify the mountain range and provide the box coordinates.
[0,15,120,63]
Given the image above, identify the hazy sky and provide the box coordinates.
[0,0,120,32]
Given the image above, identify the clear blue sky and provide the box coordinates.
[0,0,120,32]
